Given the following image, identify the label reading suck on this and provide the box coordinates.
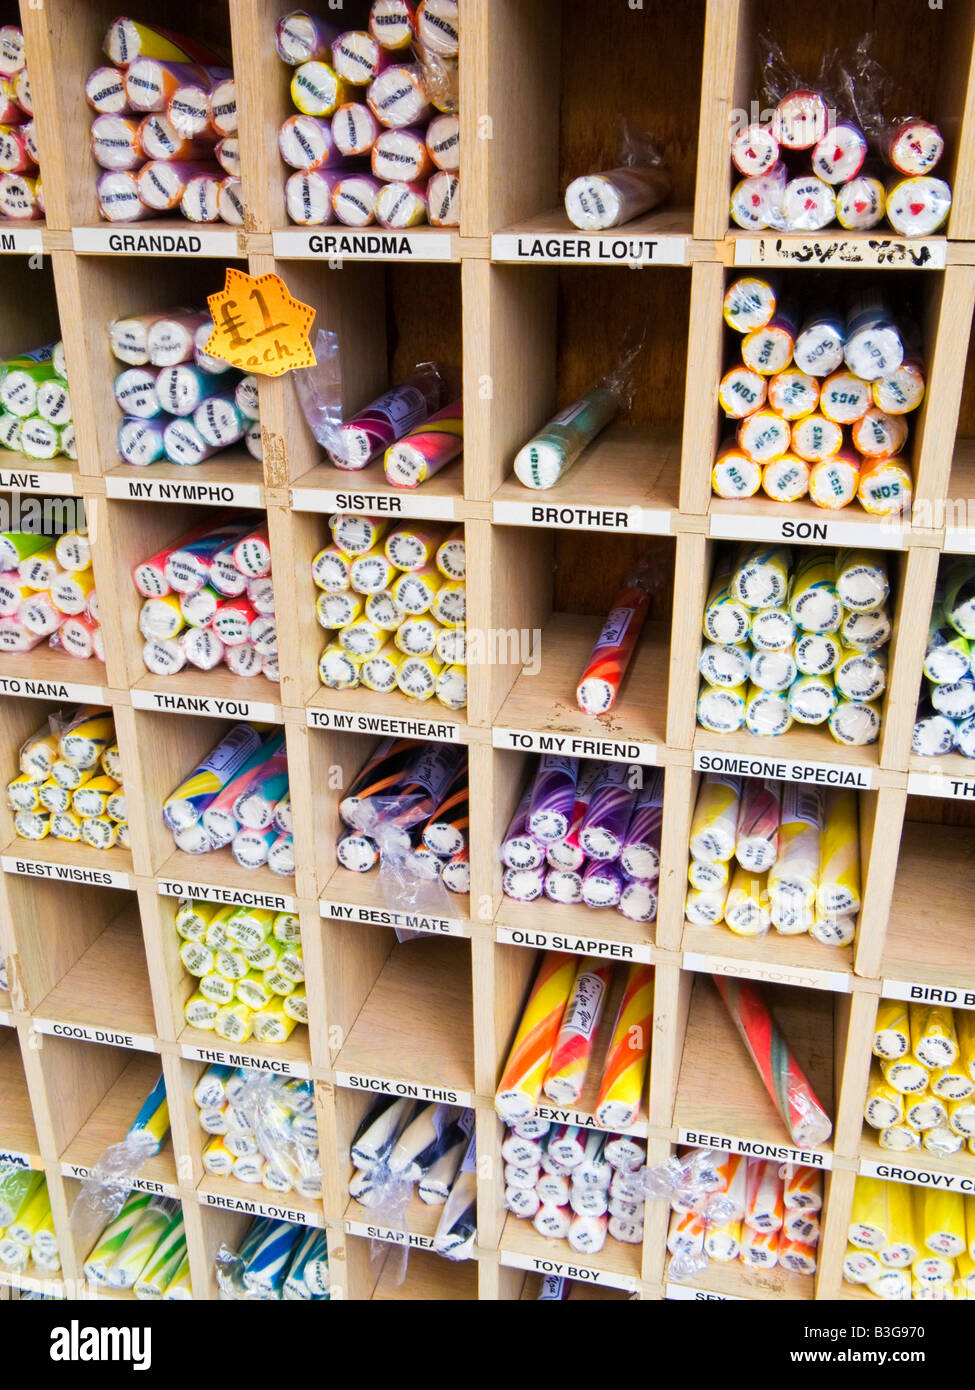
[105,475,262,507]
[344,1220,439,1251]
[273,229,453,262]
[180,1042,310,1078]
[73,227,244,258]
[322,899,467,938]
[683,951,851,995]
[307,707,461,742]
[906,772,975,800]
[493,500,670,535]
[533,1101,648,1138]
[491,232,687,266]
[677,1129,832,1170]
[0,676,103,704]
[665,1282,742,1302]
[709,510,905,551]
[693,749,872,790]
[158,880,296,914]
[733,235,946,271]
[63,1164,176,1197]
[494,727,657,766]
[33,1018,156,1052]
[336,1071,473,1108]
[860,1159,975,1193]
[0,468,74,494]
[292,487,456,521]
[0,1150,30,1170]
[882,980,975,1011]
[2,857,130,889]
[499,1248,638,1293]
[496,925,652,964]
[131,688,279,723]
[199,1190,323,1225]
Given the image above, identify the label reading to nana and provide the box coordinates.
[494,727,657,765]
[859,1159,975,1192]
[906,771,975,800]
[709,509,906,551]
[693,749,872,789]
[493,500,670,534]
[132,688,279,723]
[677,1128,832,1169]
[199,1190,323,1224]
[336,1071,472,1108]
[273,228,453,261]
[292,487,456,520]
[33,1018,156,1052]
[0,676,103,703]
[0,468,74,493]
[496,925,652,965]
[73,227,244,258]
[180,1042,310,1078]
[344,1219,442,1252]
[499,1248,639,1292]
[666,1282,742,1301]
[63,1163,176,1197]
[733,234,946,271]
[308,707,461,742]
[106,475,262,507]
[322,899,467,937]
[2,857,130,889]
[491,232,687,266]
[158,880,296,913]
[881,980,975,1010]
[683,951,851,995]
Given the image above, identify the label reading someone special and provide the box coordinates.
[693,749,872,789]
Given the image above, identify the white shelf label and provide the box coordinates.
[0,228,43,255]
[180,1042,310,1078]
[683,950,851,995]
[307,707,461,742]
[62,1163,176,1197]
[732,235,946,271]
[0,467,74,493]
[693,749,872,790]
[943,529,975,555]
[906,771,975,799]
[158,879,296,913]
[2,856,130,889]
[677,1128,832,1169]
[106,474,262,507]
[131,688,279,723]
[322,898,467,938]
[0,1149,31,1169]
[499,1247,639,1292]
[0,1009,12,1026]
[494,726,657,765]
[493,499,670,534]
[336,1070,472,1108]
[533,1101,647,1138]
[292,486,456,520]
[709,510,905,551]
[33,1018,155,1052]
[666,1282,742,1301]
[496,924,651,964]
[859,1158,975,1193]
[73,227,244,257]
[344,1219,444,1251]
[492,231,687,266]
[882,979,975,1010]
[0,676,103,703]
[198,1190,324,1224]
[273,228,453,261]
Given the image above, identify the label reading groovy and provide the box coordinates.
[881,980,975,1010]
[709,510,906,551]
[677,1128,832,1169]
[496,925,652,965]
[33,1018,156,1052]
[683,951,851,995]
[131,689,279,723]
[693,750,872,790]
[73,227,244,257]
[336,1071,472,1108]
[733,235,946,271]
[491,232,687,266]
[292,487,456,520]
[322,899,468,938]
[860,1159,975,1193]
[499,1247,639,1292]
[494,727,657,765]
[0,468,74,493]
[1,857,130,889]
[0,676,103,703]
[106,475,262,507]
[274,229,453,261]
[199,1190,324,1225]
[307,708,461,742]
[180,1042,310,1078]
[158,880,296,913]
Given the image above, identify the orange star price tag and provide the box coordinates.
[206,268,316,378]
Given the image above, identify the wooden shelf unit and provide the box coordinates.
[0,0,972,1301]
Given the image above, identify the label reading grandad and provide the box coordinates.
[677,1129,832,1169]
[344,1219,443,1252]
[33,1019,156,1052]
[532,1100,647,1138]
[906,772,975,800]
[492,500,671,535]
[494,727,657,766]
[132,688,279,723]
[882,980,975,1011]
[496,925,652,965]
[860,1159,975,1193]
[199,1190,324,1225]
[322,899,467,938]
[273,228,453,261]
[336,1071,472,1108]
[106,475,262,507]
[709,509,906,551]
[180,1042,310,1078]
[733,235,946,271]
[693,749,872,790]
[499,1247,639,1292]
[0,467,74,494]
[292,487,456,520]
[683,951,851,995]
[0,676,103,703]
[63,1164,177,1197]
[308,707,460,742]
[158,879,296,913]
[73,227,244,258]
[665,1282,743,1301]
[2,857,130,889]
[491,231,687,266]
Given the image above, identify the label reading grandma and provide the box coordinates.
[499,1248,638,1292]
[693,749,872,789]
[336,1071,472,1107]
[273,229,453,261]
[308,707,460,742]
[2,857,130,889]
[0,676,103,703]
[199,1190,323,1225]
[683,951,851,995]
[860,1159,975,1192]
[881,980,975,1010]
[62,1164,176,1197]
[496,925,651,964]
[322,899,467,937]
[677,1128,832,1169]
[344,1219,441,1251]
[33,1018,156,1052]
[180,1042,310,1078]
[292,487,456,520]
[491,232,687,266]
[709,509,906,551]
[107,475,262,507]
[733,234,946,271]
[0,468,74,493]
[73,227,244,257]
[158,880,296,913]
[494,727,657,765]
[132,688,279,723]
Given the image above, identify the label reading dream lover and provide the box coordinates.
[2,856,130,889]
[158,879,296,913]
[677,1128,832,1169]
[180,1042,310,1078]
[337,1071,472,1108]
[494,727,657,765]
[199,1190,323,1225]
[131,688,279,723]
[292,487,456,520]
[491,231,687,266]
[693,749,872,789]
[322,899,467,937]
[499,1247,639,1292]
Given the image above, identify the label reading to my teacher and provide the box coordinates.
[709,509,906,551]
[496,925,652,965]
[881,980,975,1010]
[492,500,671,535]
[499,1248,639,1292]
[343,1220,443,1252]
[733,235,946,271]
[491,232,687,266]
[322,899,468,938]
[73,227,245,258]
[180,1042,310,1078]
[33,1018,156,1052]
[860,1160,975,1193]
[0,468,74,493]
[158,880,296,913]
[683,951,851,995]
[131,688,279,723]
[292,487,456,520]
[199,1190,324,1225]
[106,475,262,507]
[1,857,130,889]
[0,676,103,703]
[693,750,872,790]
[273,228,454,261]
[62,1164,177,1197]
[336,1071,472,1108]
[307,707,461,742]
[678,1129,832,1169]
[494,727,657,765]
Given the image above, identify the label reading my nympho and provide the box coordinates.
[496,925,652,964]
[336,1071,472,1107]
[107,475,262,507]
[677,1128,832,1169]
[180,1042,310,1078]
[132,688,279,722]
[693,749,872,789]
[322,899,468,938]
[494,727,657,765]
[491,232,687,266]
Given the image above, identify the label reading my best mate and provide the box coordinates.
[62,1164,176,1198]
[678,1128,832,1170]
[499,1248,639,1293]
[273,229,453,261]
[336,1071,472,1108]
[492,500,670,535]
[906,772,975,800]
[199,1190,324,1225]
[72,227,245,258]
[293,487,456,520]
[159,878,297,914]
[131,688,279,723]
[666,1282,742,1302]
[491,232,687,266]
[0,676,104,704]
[693,749,872,790]
[709,510,906,551]
[733,235,946,271]
[344,1219,441,1252]
[322,899,468,938]
[496,925,652,965]
[106,475,262,507]
[33,1018,156,1052]
[0,467,74,494]
[881,980,975,1011]
[494,727,657,766]
[1,856,130,889]
[308,707,461,742]
[860,1159,975,1193]
[683,951,851,995]
[180,1042,311,1078]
